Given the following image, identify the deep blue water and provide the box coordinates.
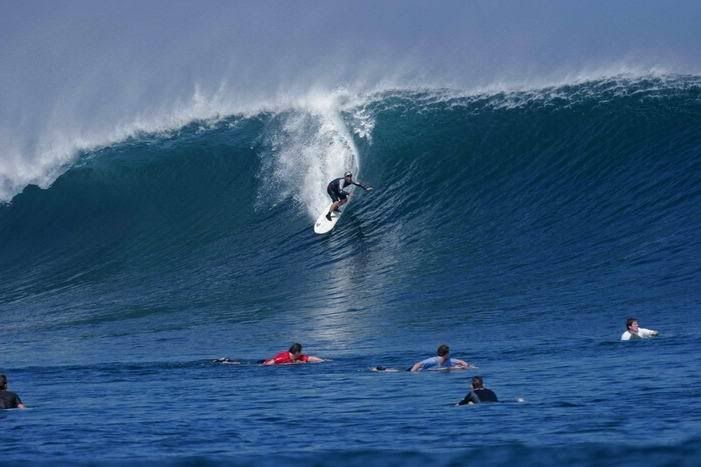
[1,75,701,466]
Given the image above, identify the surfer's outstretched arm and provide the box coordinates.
[351,181,372,191]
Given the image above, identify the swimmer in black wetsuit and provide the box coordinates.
[457,376,498,405]
[0,374,26,409]
[326,171,372,221]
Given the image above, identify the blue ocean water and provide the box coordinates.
[1,75,701,466]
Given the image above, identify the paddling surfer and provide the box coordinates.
[263,343,325,365]
[457,376,498,405]
[409,344,470,372]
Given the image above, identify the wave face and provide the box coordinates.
[2,75,699,322]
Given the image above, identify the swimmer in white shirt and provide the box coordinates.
[621,317,659,341]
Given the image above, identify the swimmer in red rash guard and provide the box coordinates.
[262,343,325,365]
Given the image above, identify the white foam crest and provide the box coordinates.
[1,65,695,204]
[255,91,362,220]
[361,66,699,115]
[459,63,676,96]
[0,82,238,202]
[0,80,380,203]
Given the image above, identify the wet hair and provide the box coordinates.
[472,376,484,389]
[437,344,450,357]
[626,317,638,329]
[0,374,6,390]
[289,343,303,354]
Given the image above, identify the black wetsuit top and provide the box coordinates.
[458,388,498,405]
[327,178,368,201]
[0,390,23,409]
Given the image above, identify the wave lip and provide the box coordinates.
[2,71,696,203]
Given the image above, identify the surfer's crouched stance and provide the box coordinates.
[326,171,372,221]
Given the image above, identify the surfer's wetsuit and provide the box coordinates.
[458,388,498,405]
[0,390,23,409]
[327,177,369,202]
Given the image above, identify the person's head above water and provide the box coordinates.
[410,343,469,371]
[344,171,352,179]
[0,374,7,390]
[288,343,303,355]
[471,376,485,389]
[621,317,658,341]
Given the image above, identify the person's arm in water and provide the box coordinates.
[13,393,25,409]
[306,356,325,363]
[457,391,479,406]
[638,327,659,338]
[409,361,424,372]
[450,358,470,369]
[262,351,290,365]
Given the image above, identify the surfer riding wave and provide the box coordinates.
[325,171,372,221]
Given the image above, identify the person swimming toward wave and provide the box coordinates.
[409,344,470,371]
[457,376,498,405]
[373,344,471,372]
[621,317,659,341]
[0,374,26,410]
[325,171,372,221]
[263,343,325,365]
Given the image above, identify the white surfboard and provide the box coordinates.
[314,203,342,234]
